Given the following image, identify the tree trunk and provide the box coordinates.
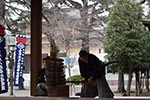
[81,34,89,51]
[139,72,144,93]
[118,72,125,93]
[135,71,139,96]
[145,71,149,92]
[0,0,5,20]
[126,60,133,96]
[80,1,89,51]
[127,71,132,96]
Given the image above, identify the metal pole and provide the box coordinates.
[9,49,14,95]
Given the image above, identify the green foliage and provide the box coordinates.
[67,75,82,85]
[104,0,150,73]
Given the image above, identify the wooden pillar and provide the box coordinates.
[31,0,42,96]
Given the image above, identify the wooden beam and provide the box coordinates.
[1,97,150,100]
[142,19,150,31]
[31,0,42,96]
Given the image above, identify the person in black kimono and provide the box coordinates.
[36,57,49,96]
[78,49,114,98]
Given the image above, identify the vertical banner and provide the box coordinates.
[0,25,8,93]
[14,35,26,86]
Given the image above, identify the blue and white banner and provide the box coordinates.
[14,35,26,86]
[0,25,8,93]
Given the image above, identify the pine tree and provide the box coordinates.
[105,0,148,95]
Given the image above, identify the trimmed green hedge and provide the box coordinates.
[67,75,82,85]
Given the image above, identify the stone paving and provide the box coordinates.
[0,85,150,98]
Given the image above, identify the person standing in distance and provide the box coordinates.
[78,49,114,98]
[36,56,50,96]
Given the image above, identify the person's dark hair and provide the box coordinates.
[43,56,50,60]
[79,49,89,57]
